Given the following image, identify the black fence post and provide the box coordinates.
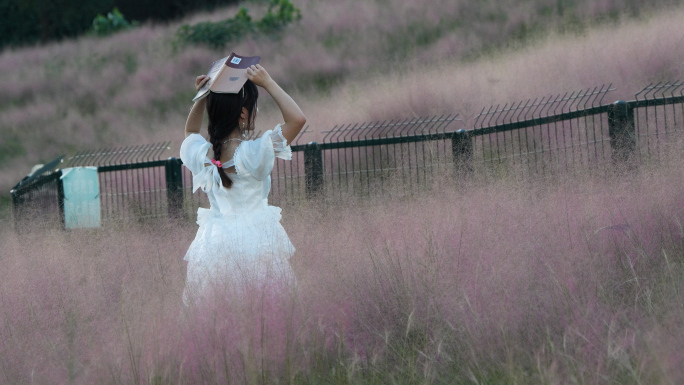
[304,142,323,198]
[56,170,65,229]
[608,101,636,164]
[165,158,184,219]
[451,129,473,175]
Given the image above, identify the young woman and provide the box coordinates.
[180,64,306,305]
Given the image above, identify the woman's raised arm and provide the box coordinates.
[246,65,306,145]
[185,75,209,137]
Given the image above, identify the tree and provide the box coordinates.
[16,0,113,41]
[0,0,240,50]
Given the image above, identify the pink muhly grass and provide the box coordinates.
[1,147,684,382]
[177,282,301,383]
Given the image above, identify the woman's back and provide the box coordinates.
[180,125,291,216]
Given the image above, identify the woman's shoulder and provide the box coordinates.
[180,134,211,174]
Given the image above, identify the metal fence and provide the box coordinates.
[10,143,183,227]
[466,82,684,180]
[10,81,684,228]
[10,155,65,229]
[469,84,616,180]
[294,115,464,199]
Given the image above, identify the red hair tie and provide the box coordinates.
[211,159,222,168]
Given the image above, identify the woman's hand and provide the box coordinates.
[248,64,306,144]
[195,75,209,91]
[246,64,274,89]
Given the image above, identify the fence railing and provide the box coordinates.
[468,84,616,179]
[290,115,465,199]
[464,81,684,180]
[10,81,684,228]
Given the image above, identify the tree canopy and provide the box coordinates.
[0,0,239,49]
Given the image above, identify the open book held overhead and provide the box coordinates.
[192,53,261,102]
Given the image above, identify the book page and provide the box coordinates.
[192,55,229,102]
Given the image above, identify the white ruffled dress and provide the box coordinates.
[179,125,295,304]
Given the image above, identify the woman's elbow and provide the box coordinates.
[296,114,307,129]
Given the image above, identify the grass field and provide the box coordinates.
[1,150,684,383]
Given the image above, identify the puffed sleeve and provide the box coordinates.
[235,124,292,180]
[270,124,292,160]
[180,133,211,175]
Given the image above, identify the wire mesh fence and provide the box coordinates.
[314,115,463,199]
[633,81,684,162]
[471,85,615,181]
[11,170,63,229]
[10,81,684,228]
[270,149,307,203]
[97,164,170,222]
[66,143,175,223]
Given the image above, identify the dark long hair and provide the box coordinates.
[206,80,258,188]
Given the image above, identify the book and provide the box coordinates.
[192,52,261,102]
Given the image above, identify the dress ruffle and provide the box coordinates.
[272,124,293,161]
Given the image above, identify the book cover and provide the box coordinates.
[192,53,261,102]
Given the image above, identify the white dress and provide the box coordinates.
[179,125,295,305]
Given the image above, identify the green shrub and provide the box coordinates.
[176,7,254,49]
[175,0,301,49]
[92,7,136,37]
[256,0,302,34]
